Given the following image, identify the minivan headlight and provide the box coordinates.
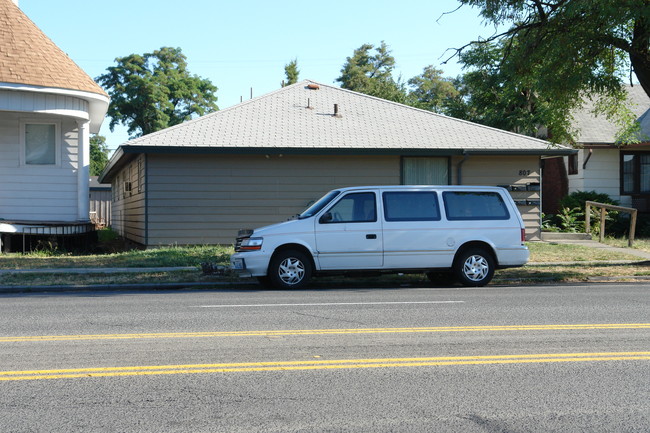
[239,237,263,251]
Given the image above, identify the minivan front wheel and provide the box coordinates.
[454,248,495,287]
[268,250,313,289]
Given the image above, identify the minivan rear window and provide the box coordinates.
[383,191,441,221]
[442,191,510,220]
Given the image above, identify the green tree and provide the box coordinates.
[283,59,299,86]
[452,0,648,143]
[444,41,574,142]
[407,65,458,113]
[96,47,218,138]
[89,135,110,176]
[336,41,411,104]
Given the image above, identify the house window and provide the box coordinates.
[568,154,579,175]
[402,157,449,185]
[621,152,650,195]
[22,123,58,165]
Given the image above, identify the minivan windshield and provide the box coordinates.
[298,190,341,219]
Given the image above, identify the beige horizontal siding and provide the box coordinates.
[110,155,146,243]
[145,154,400,246]
[112,152,545,246]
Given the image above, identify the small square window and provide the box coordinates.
[25,124,56,165]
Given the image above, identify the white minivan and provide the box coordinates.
[230,185,529,288]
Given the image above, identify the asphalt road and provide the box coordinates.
[1,283,649,432]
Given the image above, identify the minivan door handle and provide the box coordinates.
[366,234,377,239]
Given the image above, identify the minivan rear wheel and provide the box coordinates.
[268,250,312,289]
[453,248,495,287]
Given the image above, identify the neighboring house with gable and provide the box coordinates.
[560,85,650,212]
[100,80,574,247]
[0,0,109,252]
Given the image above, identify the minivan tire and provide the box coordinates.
[268,250,313,289]
[453,248,495,287]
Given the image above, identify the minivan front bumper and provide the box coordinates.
[230,251,270,277]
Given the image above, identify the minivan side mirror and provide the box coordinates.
[319,212,333,223]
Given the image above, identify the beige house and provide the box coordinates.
[100,81,574,247]
[0,0,109,252]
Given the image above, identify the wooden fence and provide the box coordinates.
[585,201,637,247]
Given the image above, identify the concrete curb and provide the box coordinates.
[0,266,197,275]
[0,281,251,294]
[528,260,650,266]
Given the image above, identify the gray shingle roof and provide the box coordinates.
[572,85,650,144]
[124,80,570,153]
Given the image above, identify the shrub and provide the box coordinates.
[549,191,622,234]
[556,207,585,233]
[559,190,618,211]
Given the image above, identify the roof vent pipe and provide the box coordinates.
[307,98,313,110]
[333,104,342,118]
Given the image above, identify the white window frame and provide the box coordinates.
[19,120,61,167]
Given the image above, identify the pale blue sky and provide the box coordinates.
[19,0,497,151]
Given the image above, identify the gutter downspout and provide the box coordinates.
[144,154,149,247]
[457,151,470,185]
[582,148,593,169]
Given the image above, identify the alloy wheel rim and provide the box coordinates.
[463,255,489,281]
[278,258,305,285]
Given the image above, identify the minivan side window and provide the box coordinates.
[383,191,441,221]
[443,191,510,220]
[321,192,377,223]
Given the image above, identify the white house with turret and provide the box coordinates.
[0,0,109,251]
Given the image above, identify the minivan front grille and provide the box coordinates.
[235,229,254,252]
[235,237,246,252]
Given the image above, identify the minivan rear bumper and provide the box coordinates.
[496,246,530,267]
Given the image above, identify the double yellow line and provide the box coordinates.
[2,323,649,342]
[2,352,649,381]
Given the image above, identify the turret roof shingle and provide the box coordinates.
[0,0,106,96]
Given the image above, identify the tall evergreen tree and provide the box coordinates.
[336,42,411,104]
[284,59,299,86]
